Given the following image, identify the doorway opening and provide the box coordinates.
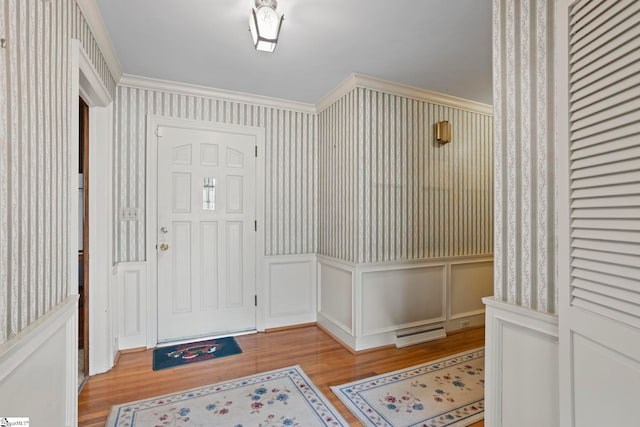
[78,97,89,388]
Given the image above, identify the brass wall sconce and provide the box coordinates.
[435,121,452,144]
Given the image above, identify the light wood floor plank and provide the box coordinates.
[79,325,484,426]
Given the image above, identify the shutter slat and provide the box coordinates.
[572,238,640,256]
[570,28,640,84]
[571,158,640,179]
[573,288,640,317]
[571,94,640,133]
[571,298,640,329]
[570,72,640,115]
[572,218,640,231]
[571,84,640,124]
[572,144,640,167]
[571,194,640,208]
[573,278,640,305]
[572,248,640,268]
[571,2,640,63]
[570,59,640,103]
[572,207,640,219]
[573,268,640,292]
[571,109,640,141]
[571,228,640,244]
[572,182,640,198]
[572,258,640,280]
[570,0,613,38]
[570,121,640,151]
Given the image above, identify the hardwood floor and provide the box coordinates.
[79,325,485,426]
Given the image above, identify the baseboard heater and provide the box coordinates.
[395,325,447,348]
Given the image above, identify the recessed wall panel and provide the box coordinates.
[450,261,494,318]
[361,266,445,335]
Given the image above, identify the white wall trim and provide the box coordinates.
[76,0,123,82]
[120,74,317,114]
[316,73,494,115]
[145,116,266,348]
[483,297,559,427]
[0,296,78,383]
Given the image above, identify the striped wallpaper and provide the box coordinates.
[492,0,555,313]
[319,87,494,264]
[0,0,115,344]
[114,85,318,262]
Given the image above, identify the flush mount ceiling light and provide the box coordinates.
[249,0,284,53]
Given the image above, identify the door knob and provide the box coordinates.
[159,243,169,251]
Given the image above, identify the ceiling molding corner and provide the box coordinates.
[76,0,123,82]
[316,73,493,116]
[315,74,359,113]
[118,74,317,114]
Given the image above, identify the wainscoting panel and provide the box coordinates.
[264,254,317,329]
[0,296,78,426]
[115,262,147,349]
[319,255,493,351]
[450,260,494,319]
[484,297,559,427]
[360,264,446,336]
[317,257,355,335]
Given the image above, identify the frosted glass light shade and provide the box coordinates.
[249,1,283,53]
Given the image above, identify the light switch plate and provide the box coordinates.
[120,208,139,221]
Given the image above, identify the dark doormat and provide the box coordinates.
[152,336,242,371]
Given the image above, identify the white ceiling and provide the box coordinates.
[95,0,493,105]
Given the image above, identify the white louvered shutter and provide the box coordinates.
[569,0,640,328]
[559,1,640,426]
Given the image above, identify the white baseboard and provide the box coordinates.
[484,297,559,427]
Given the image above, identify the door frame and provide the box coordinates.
[70,39,115,375]
[146,115,266,348]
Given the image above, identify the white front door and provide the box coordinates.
[156,125,257,342]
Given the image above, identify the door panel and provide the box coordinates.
[558,1,640,425]
[157,126,256,342]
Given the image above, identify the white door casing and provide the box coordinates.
[557,1,640,426]
[147,117,266,346]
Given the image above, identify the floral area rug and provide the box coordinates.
[331,348,484,427]
[105,365,348,426]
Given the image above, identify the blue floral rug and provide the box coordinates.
[152,337,242,371]
[105,365,348,426]
[332,348,484,427]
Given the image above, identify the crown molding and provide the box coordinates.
[118,74,317,114]
[316,73,493,116]
[76,0,123,82]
